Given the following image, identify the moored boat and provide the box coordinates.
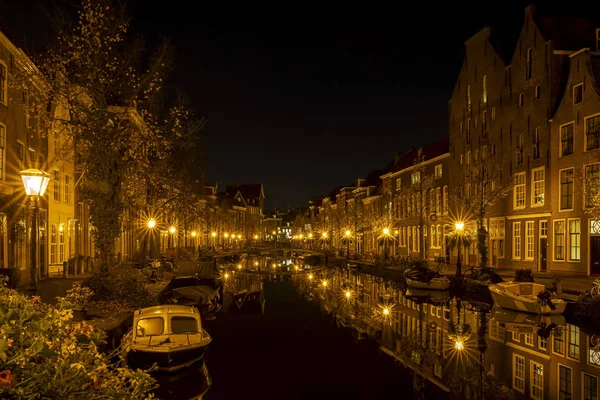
[491,306,566,334]
[404,264,451,290]
[123,305,211,372]
[488,282,567,315]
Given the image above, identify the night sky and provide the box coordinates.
[1,1,547,209]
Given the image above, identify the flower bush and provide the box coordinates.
[0,278,156,398]
[84,263,155,309]
[65,283,95,309]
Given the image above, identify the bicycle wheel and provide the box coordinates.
[163,261,174,273]
[591,285,600,300]
[155,268,165,281]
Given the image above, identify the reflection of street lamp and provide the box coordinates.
[168,225,176,248]
[20,168,51,295]
[455,221,465,277]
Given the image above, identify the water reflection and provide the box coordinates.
[152,362,211,400]
[291,267,600,400]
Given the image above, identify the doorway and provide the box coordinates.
[590,236,600,275]
[539,221,548,273]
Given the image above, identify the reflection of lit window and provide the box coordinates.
[531,362,543,400]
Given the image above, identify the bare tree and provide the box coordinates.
[452,147,513,269]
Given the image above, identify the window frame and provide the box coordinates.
[558,364,573,400]
[568,218,581,262]
[559,167,575,211]
[573,83,584,105]
[582,372,599,400]
[531,166,545,207]
[525,220,535,261]
[553,219,566,262]
[585,163,600,208]
[584,112,600,152]
[512,221,522,260]
[526,47,533,80]
[0,123,5,181]
[530,361,544,400]
[513,172,526,210]
[560,122,575,157]
[0,60,7,105]
[512,353,525,393]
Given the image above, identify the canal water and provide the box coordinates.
[152,257,600,400]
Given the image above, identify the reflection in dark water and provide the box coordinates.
[152,362,211,400]
[290,267,600,400]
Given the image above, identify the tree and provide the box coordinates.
[398,148,436,259]
[13,0,202,262]
[452,148,513,269]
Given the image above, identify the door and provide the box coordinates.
[539,238,547,272]
[591,236,600,275]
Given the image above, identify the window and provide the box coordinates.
[171,316,199,334]
[525,221,534,260]
[482,110,487,133]
[64,175,71,204]
[50,224,57,264]
[443,186,448,214]
[53,169,60,202]
[584,374,598,400]
[516,133,523,165]
[531,362,543,400]
[532,167,545,206]
[514,172,525,209]
[466,118,471,143]
[568,324,580,359]
[513,354,525,392]
[535,84,541,99]
[574,83,583,105]
[561,123,574,156]
[16,142,23,162]
[586,115,600,151]
[395,178,401,191]
[0,124,4,180]
[554,220,565,261]
[436,187,441,214]
[526,47,533,80]
[560,168,574,210]
[512,331,520,342]
[467,85,471,111]
[28,148,35,165]
[466,151,471,165]
[569,220,581,261]
[482,75,487,103]
[136,318,164,337]
[586,164,600,207]
[538,336,547,350]
[459,154,463,165]
[411,171,420,184]
[491,106,496,121]
[533,127,541,159]
[434,164,442,179]
[59,226,64,263]
[525,333,534,346]
[513,222,521,259]
[0,61,6,105]
[518,92,524,108]
[559,365,572,400]
[554,329,565,354]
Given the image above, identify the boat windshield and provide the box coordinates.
[136,317,164,337]
[171,316,199,334]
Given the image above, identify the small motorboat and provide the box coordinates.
[123,305,211,372]
[491,306,566,334]
[488,282,567,315]
[404,264,451,290]
[404,287,451,304]
[158,275,224,318]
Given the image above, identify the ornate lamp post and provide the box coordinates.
[20,168,51,295]
[147,218,157,258]
[382,228,390,260]
[344,230,352,260]
[455,221,465,277]
[211,231,217,248]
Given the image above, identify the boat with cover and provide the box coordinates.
[123,305,211,372]
[488,282,567,315]
[404,264,451,290]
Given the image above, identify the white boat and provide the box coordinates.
[123,305,211,372]
[490,306,566,334]
[488,282,567,315]
[405,277,451,290]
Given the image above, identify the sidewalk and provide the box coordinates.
[20,273,94,306]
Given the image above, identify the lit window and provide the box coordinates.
[525,221,534,260]
[560,169,574,210]
[512,222,521,259]
[514,172,525,209]
[530,362,543,400]
[467,85,471,111]
[482,75,487,103]
[513,354,525,392]
[434,164,442,179]
[586,164,600,207]
[554,220,565,261]
[532,167,544,206]
[569,220,580,261]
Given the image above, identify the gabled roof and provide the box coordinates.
[225,184,263,199]
[364,168,385,187]
[534,8,600,51]
[327,186,344,202]
[385,137,449,174]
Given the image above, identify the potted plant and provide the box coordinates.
[65,283,95,321]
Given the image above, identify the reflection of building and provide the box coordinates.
[293,267,600,398]
[222,271,265,314]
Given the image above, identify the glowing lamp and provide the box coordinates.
[20,168,51,197]
[147,218,156,229]
[383,228,390,235]
[345,230,351,237]
[191,231,197,237]
[345,291,351,298]
[455,222,465,231]
[169,226,176,234]
[383,307,390,315]
[211,232,217,237]
[454,341,464,350]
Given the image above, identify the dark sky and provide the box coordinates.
[2,1,540,209]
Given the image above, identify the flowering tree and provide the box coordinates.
[12,0,203,262]
[0,279,156,398]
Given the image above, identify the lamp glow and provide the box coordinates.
[147,218,156,229]
[454,341,464,350]
[224,273,229,279]
[345,230,351,237]
[383,228,390,235]
[322,232,328,238]
[308,233,313,239]
[191,231,197,237]
[20,168,51,197]
[254,234,258,239]
[345,291,351,298]
[169,226,176,234]
[308,273,313,280]
[455,222,465,231]
[321,280,327,287]
[211,232,217,237]
[383,307,390,315]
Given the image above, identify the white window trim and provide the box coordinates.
[531,166,545,207]
[584,112,600,153]
[573,83,584,105]
[553,219,566,262]
[0,60,7,105]
[559,121,575,158]
[567,218,581,263]
[559,167,575,212]
[584,162,600,209]
[582,372,599,399]
[512,221,522,260]
[513,172,526,210]
[512,353,525,393]
[530,361,544,400]
[525,220,535,261]
[558,364,573,399]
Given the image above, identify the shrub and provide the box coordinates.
[65,283,95,309]
[0,278,156,398]
[515,268,534,282]
[84,263,155,309]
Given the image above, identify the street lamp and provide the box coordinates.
[168,225,176,249]
[147,218,157,258]
[147,218,156,229]
[20,168,51,295]
[344,230,352,260]
[382,228,390,260]
[455,221,465,277]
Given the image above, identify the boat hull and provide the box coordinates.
[406,277,451,290]
[489,288,566,315]
[128,343,208,372]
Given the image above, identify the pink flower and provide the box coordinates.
[0,370,15,387]
[31,296,41,304]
